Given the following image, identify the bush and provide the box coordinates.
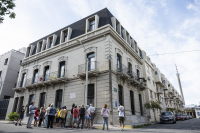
[7,112,19,121]
[132,123,152,128]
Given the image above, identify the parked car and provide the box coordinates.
[175,113,184,121]
[187,115,190,120]
[160,111,176,124]
[183,114,189,120]
[189,115,193,119]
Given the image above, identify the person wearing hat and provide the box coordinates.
[59,106,66,128]
[27,102,36,129]
[47,103,57,129]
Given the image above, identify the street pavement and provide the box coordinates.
[0,118,200,133]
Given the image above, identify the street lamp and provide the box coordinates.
[77,40,88,106]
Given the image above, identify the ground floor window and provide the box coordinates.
[13,97,19,112]
[39,93,46,107]
[130,90,135,115]
[118,85,123,105]
[87,84,94,106]
[17,97,24,114]
[139,94,143,116]
[56,90,63,108]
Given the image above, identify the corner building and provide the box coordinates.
[12,8,148,124]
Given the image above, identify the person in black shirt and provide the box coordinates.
[77,104,85,129]
[15,106,25,126]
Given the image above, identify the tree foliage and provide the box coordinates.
[0,0,16,24]
[144,100,162,122]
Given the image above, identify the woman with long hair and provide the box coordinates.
[85,105,91,129]
[101,104,109,130]
[43,104,51,128]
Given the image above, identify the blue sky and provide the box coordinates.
[0,0,200,105]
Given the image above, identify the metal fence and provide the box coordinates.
[0,99,10,120]
[78,61,98,74]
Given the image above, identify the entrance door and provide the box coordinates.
[17,97,24,114]
[139,94,143,116]
[130,90,135,115]
[13,97,19,112]
[87,84,94,106]
[26,95,34,116]
[118,85,123,105]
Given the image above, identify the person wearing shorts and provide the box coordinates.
[59,106,66,128]
[15,106,25,126]
[55,108,60,127]
[72,105,79,129]
[85,105,91,129]
[34,107,39,127]
[118,104,125,131]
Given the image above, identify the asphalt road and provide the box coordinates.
[0,118,200,133]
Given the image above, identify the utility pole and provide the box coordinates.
[107,40,113,125]
[175,64,185,107]
[77,40,88,106]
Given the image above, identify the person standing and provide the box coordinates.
[118,104,125,131]
[101,104,109,130]
[47,103,57,129]
[85,105,91,129]
[43,104,51,128]
[89,104,95,127]
[38,107,46,127]
[55,108,61,127]
[78,104,85,129]
[34,107,40,127]
[69,103,75,127]
[27,102,36,129]
[72,105,79,129]
[59,106,66,128]
[64,106,68,128]
[15,106,26,126]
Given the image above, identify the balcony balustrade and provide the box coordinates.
[169,97,175,101]
[78,61,99,79]
[164,94,169,99]
[156,88,163,94]
[127,71,146,91]
[116,63,130,79]
[21,71,67,88]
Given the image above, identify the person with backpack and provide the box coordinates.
[15,106,26,126]
[118,103,125,131]
[38,107,46,127]
[27,102,36,129]
[72,105,79,129]
[69,103,75,127]
[78,104,85,129]
[47,103,57,129]
[59,106,66,128]
[101,104,109,130]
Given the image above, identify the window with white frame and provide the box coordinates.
[49,37,53,48]
[150,90,153,98]
[64,31,68,42]
[89,20,95,31]
[60,27,72,43]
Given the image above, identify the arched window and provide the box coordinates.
[33,69,38,84]
[87,53,95,71]
[59,61,65,78]
[20,73,26,87]
[43,66,49,81]
[117,54,122,71]
[137,69,140,79]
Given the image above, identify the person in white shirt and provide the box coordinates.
[26,102,36,129]
[89,104,95,127]
[43,104,51,128]
[118,103,125,131]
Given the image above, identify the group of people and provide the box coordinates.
[14,101,125,131]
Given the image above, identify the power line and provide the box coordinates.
[148,49,200,56]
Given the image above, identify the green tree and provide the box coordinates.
[144,100,162,122]
[0,0,16,24]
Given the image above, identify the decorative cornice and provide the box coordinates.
[33,65,41,69]
[43,61,52,66]
[58,56,68,62]
[116,48,123,56]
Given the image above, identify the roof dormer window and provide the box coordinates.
[85,15,99,33]
[60,27,72,44]
[46,34,57,49]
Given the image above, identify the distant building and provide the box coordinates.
[0,48,26,100]
[185,104,200,118]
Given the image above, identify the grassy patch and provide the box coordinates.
[132,123,152,128]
